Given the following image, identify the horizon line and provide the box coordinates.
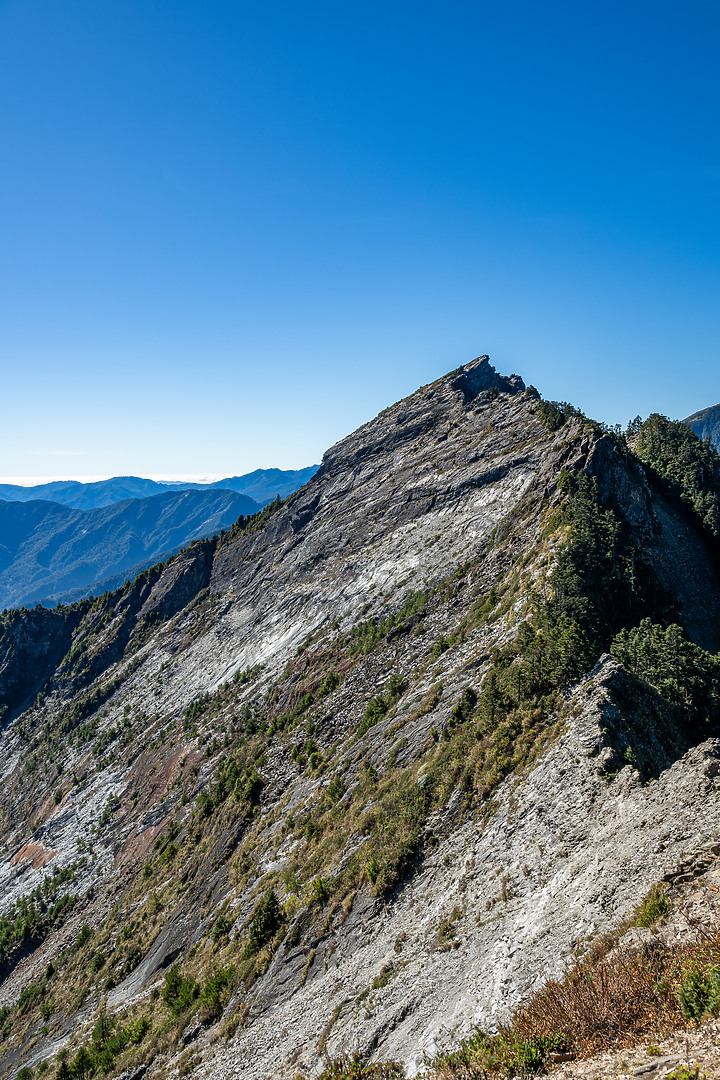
[0,472,273,487]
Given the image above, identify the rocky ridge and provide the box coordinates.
[0,356,719,1079]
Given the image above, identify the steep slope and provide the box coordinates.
[0,357,719,1080]
[0,467,319,512]
[684,402,720,449]
[0,488,259,610]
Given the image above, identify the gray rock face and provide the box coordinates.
[1,355,719,1079]
[0,605,82,719]
[206,658,720,1079]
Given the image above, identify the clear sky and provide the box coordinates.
[1,0,719,483]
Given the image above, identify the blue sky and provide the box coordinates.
[1,0,719,482]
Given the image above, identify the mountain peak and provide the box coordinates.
[450,353,526,403]
[2,361,720,1078]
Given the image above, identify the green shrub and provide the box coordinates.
[317,672,341,698]
[200,966,236,1019]
[16,980,45,1015]
[318,1053,404,1078]
[76,924,93,946]
[91,950,107,973]
[70,1047,94,1080]
[211,912,231,943]
[633,884,670,928]
[678,964,720,1021]
[327,774,345,803]
[127,1015,151,1043]
[245,890,284,956]
[433,1029,567,1077]
[161,842,178,864]
[358,696,387,736]
[431,635,450,659]
[450,687,477,726]
[162,964,200,1015]
[92,1010,116,1047]
[310,877,333,906]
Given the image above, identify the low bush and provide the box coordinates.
[162,964,200,1015]
[200,966,236,1020]
[423,913,720,1078]
[211,912,232,943]
[678,965,720,1022]
[633,883,670,928]
[76,924,93,946]
[244,890,284,957]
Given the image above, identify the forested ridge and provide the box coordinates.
[631,411,720,538]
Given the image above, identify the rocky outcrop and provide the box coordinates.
[0,605,82,721]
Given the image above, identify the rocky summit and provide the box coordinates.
[1,356,720,1080]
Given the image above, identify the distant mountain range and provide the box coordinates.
[0,466,319,512]
[683,403,720,449]
[0,488,265,611]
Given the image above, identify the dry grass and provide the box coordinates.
[513,945,684,1050]
[426,926,720,1078]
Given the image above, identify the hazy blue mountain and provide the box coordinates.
[683,403,720,450]
[0,466,319,512]
[207,467,319,504]
[43,549,188,607]
[0,476,168,510]
[0,488,259,610]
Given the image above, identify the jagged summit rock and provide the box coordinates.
[450,354,526,402]
[0,356,719,1079]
